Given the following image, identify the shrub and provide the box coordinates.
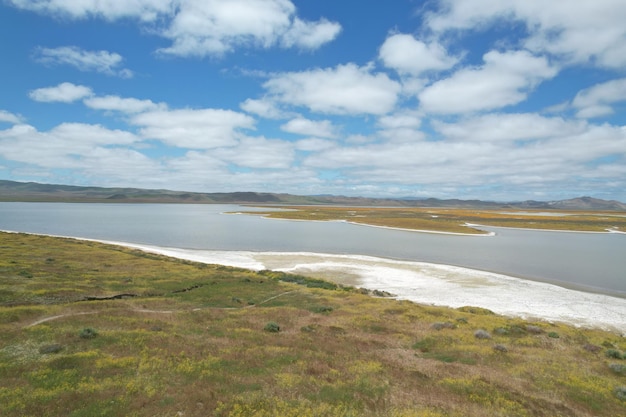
[614,386,626,401]
[606,349,623,359]
[431,322,456,330]
[79,328,98,339]
[474,329,491,340]
[583,343,602,353]
[493,327,509,336]
[311,306,334,314]
[264,322,280,333]
[39,344,63,354]
[548,332,560,338]
[609,363,626,374]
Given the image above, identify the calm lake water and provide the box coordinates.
[1,202,625,297]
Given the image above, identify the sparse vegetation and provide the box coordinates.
[1,231,625,416]
[239,206,626,233]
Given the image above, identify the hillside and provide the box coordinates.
[1,180,625,210]
[1,232,625,416]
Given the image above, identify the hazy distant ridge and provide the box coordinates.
[1,180,625,211]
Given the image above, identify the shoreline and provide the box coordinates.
[8,230,625,333]
[244,213,496,236]
[2,230,625,334]
[234,211,624,236]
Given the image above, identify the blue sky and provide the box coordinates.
[1,0,625,201]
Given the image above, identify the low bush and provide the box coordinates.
[614,386,626,401]
[79,327,98,339]
[431,322,456,330]
[605,349,623,359]
[474,329,491,340]
[548,332,560,338]
[39,344,63,354]
[311,306,334,314]
[264,322,280,333]
[493,344,508,353]
[583,343,602,353]
[526,325,543,334]
[609,363,626,374]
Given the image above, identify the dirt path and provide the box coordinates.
[24,290,297,328]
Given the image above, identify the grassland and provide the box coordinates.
[240,206,626,234]
[1,232,625,416]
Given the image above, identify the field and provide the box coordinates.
[1,232,625,416]
[240,206,626,234]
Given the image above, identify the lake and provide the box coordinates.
[1,202,625,331]
[1,202,624,294]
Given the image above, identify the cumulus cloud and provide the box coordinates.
[432,113,586,142]
[0,122,140,169]
[426,0,626,69]
[263,63,401,115]
[213,136,294,169]
[7,0,172,21]
[418,50,557,114]
[11,0,340,57]
[281,117,337,138]
[302,117,626,195]
[280,17,342,50]
[158,0,340,56]
[379,33,458,76]
[240,98,288,119]
[29,82,93,103]
[84,95,167,114]
[572,78,626,119]
[0,110,23,124]
[34,46,133,77]
[131,108,255,149]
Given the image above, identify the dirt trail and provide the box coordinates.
[24,291,297,328]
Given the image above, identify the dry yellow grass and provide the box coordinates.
[240,206,626,234]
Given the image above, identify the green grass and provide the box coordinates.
[1,231,625,416]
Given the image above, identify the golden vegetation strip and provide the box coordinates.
[242,206,626,234]
[1,232,625,416]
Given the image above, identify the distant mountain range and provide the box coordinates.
[1,180,625,211]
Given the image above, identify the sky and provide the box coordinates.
[0,0,625,202]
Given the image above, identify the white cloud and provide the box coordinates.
[0,110,23,124]
[418,50,557,114]
[213,136,294,169]
[84,95,167,114]
[29,82,93,103]
[280,17,342,50]
[302,119,626,194]
[433,113,586,142]
[11,0,340,57]
[240,98,288,119]
[572,78,626,119]
[295,138,335,152]
[281,117,337,138]
[7,0,172,21]
[157,0,340,57]
[378,110,422,130]
[34,46,133,77]
[131,108,255,149]
[379,33,458,76]
[263,63,401,115]
[0,123,140,169]
[426,0,626,69]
